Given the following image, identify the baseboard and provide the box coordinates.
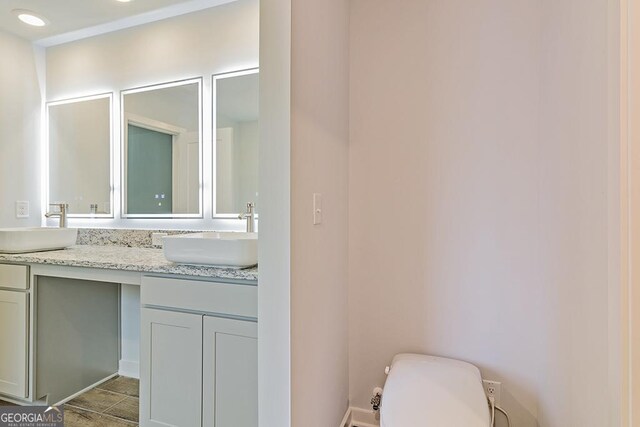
[118,359,140,379]
[340,407,380,427]
[0,394,44,407]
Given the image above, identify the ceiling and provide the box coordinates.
[0,0,230,44]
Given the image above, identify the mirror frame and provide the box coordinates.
[120,77,204,219]
[212,68,259,219]
[46,92,114,219]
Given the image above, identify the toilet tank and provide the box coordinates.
[380,354,491,427]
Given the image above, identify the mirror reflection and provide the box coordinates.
[215,70,259,215]
[48,94,112,216]
[122,79,202,217]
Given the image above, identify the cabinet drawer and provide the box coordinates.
[141,276,257,319]
[0,265,29,290]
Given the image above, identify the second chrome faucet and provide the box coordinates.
[238,202,256,233]
[45,203,68,228]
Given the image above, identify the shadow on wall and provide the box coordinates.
[499,388,537,427]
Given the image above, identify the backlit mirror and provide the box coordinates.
[122,79,202,218]
[48,94,113,217]
[214,69,259,216]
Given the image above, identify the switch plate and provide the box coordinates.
[313,193,322,225]
[15,201,29,219]
[152,232,168,247]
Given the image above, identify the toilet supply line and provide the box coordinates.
[488,396,511,427]
[370,387,382,411]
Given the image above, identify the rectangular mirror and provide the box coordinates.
[48,94,113,217]
[122,78,202,218]
[213,69,259,217]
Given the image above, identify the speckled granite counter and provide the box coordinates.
[0,245,258,282]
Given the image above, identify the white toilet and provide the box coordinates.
[380,354,491,427]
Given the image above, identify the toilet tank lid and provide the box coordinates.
[380,354,491,427]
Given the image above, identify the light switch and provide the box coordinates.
[313,193,322,225]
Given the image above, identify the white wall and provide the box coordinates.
[537,2,610,424]
[290,0,350,426]
[125,85,200,133]
[48,96,111,214]
[233,120,259,210]
[258,0,350,425]
[120,283,141,377]
[257,0,291,425]
[349,1,613,426]
[216,119,259,213]
[44,0,259,229]
[0,30,42,228]
[45,1,258,99]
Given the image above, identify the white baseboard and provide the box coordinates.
[118,359,140,379]
[0,394,44,406]
[340,407,380,427]
[2,373,119,407]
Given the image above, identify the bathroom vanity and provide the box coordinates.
[0,245,258,426]
[0,2,262,425]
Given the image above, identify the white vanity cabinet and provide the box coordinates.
[140,308,203,427]
[0,264,29,399]
[140,275,258,427]
[203,316,257,427]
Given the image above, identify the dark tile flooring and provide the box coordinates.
[66,376,139,426]
[0,376,140,427]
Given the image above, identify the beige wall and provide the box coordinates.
[627,0,640,422]
[609,1,624,425]
[349,0,613,426]
[0,30,42,228]
[290,0,350,426]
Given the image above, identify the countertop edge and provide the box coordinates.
[0,246,258,283]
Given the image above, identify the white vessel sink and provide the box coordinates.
[163,232,257,268]
[0,227,78,254]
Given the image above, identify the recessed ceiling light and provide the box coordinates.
[115,0,133,2]
[12,9,48,27]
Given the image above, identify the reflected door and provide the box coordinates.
[127,125,173,214]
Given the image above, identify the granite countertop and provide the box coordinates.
[0,245,258,283]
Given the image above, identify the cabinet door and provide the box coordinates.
[0,290,28,398]
[203,316,257,427]
[140,308,202,427]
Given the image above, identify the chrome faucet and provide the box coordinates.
[45,203,68,228]
[238,202,256,232]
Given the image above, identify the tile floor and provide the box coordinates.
[0,376,140,427]
[65,376,139,426]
